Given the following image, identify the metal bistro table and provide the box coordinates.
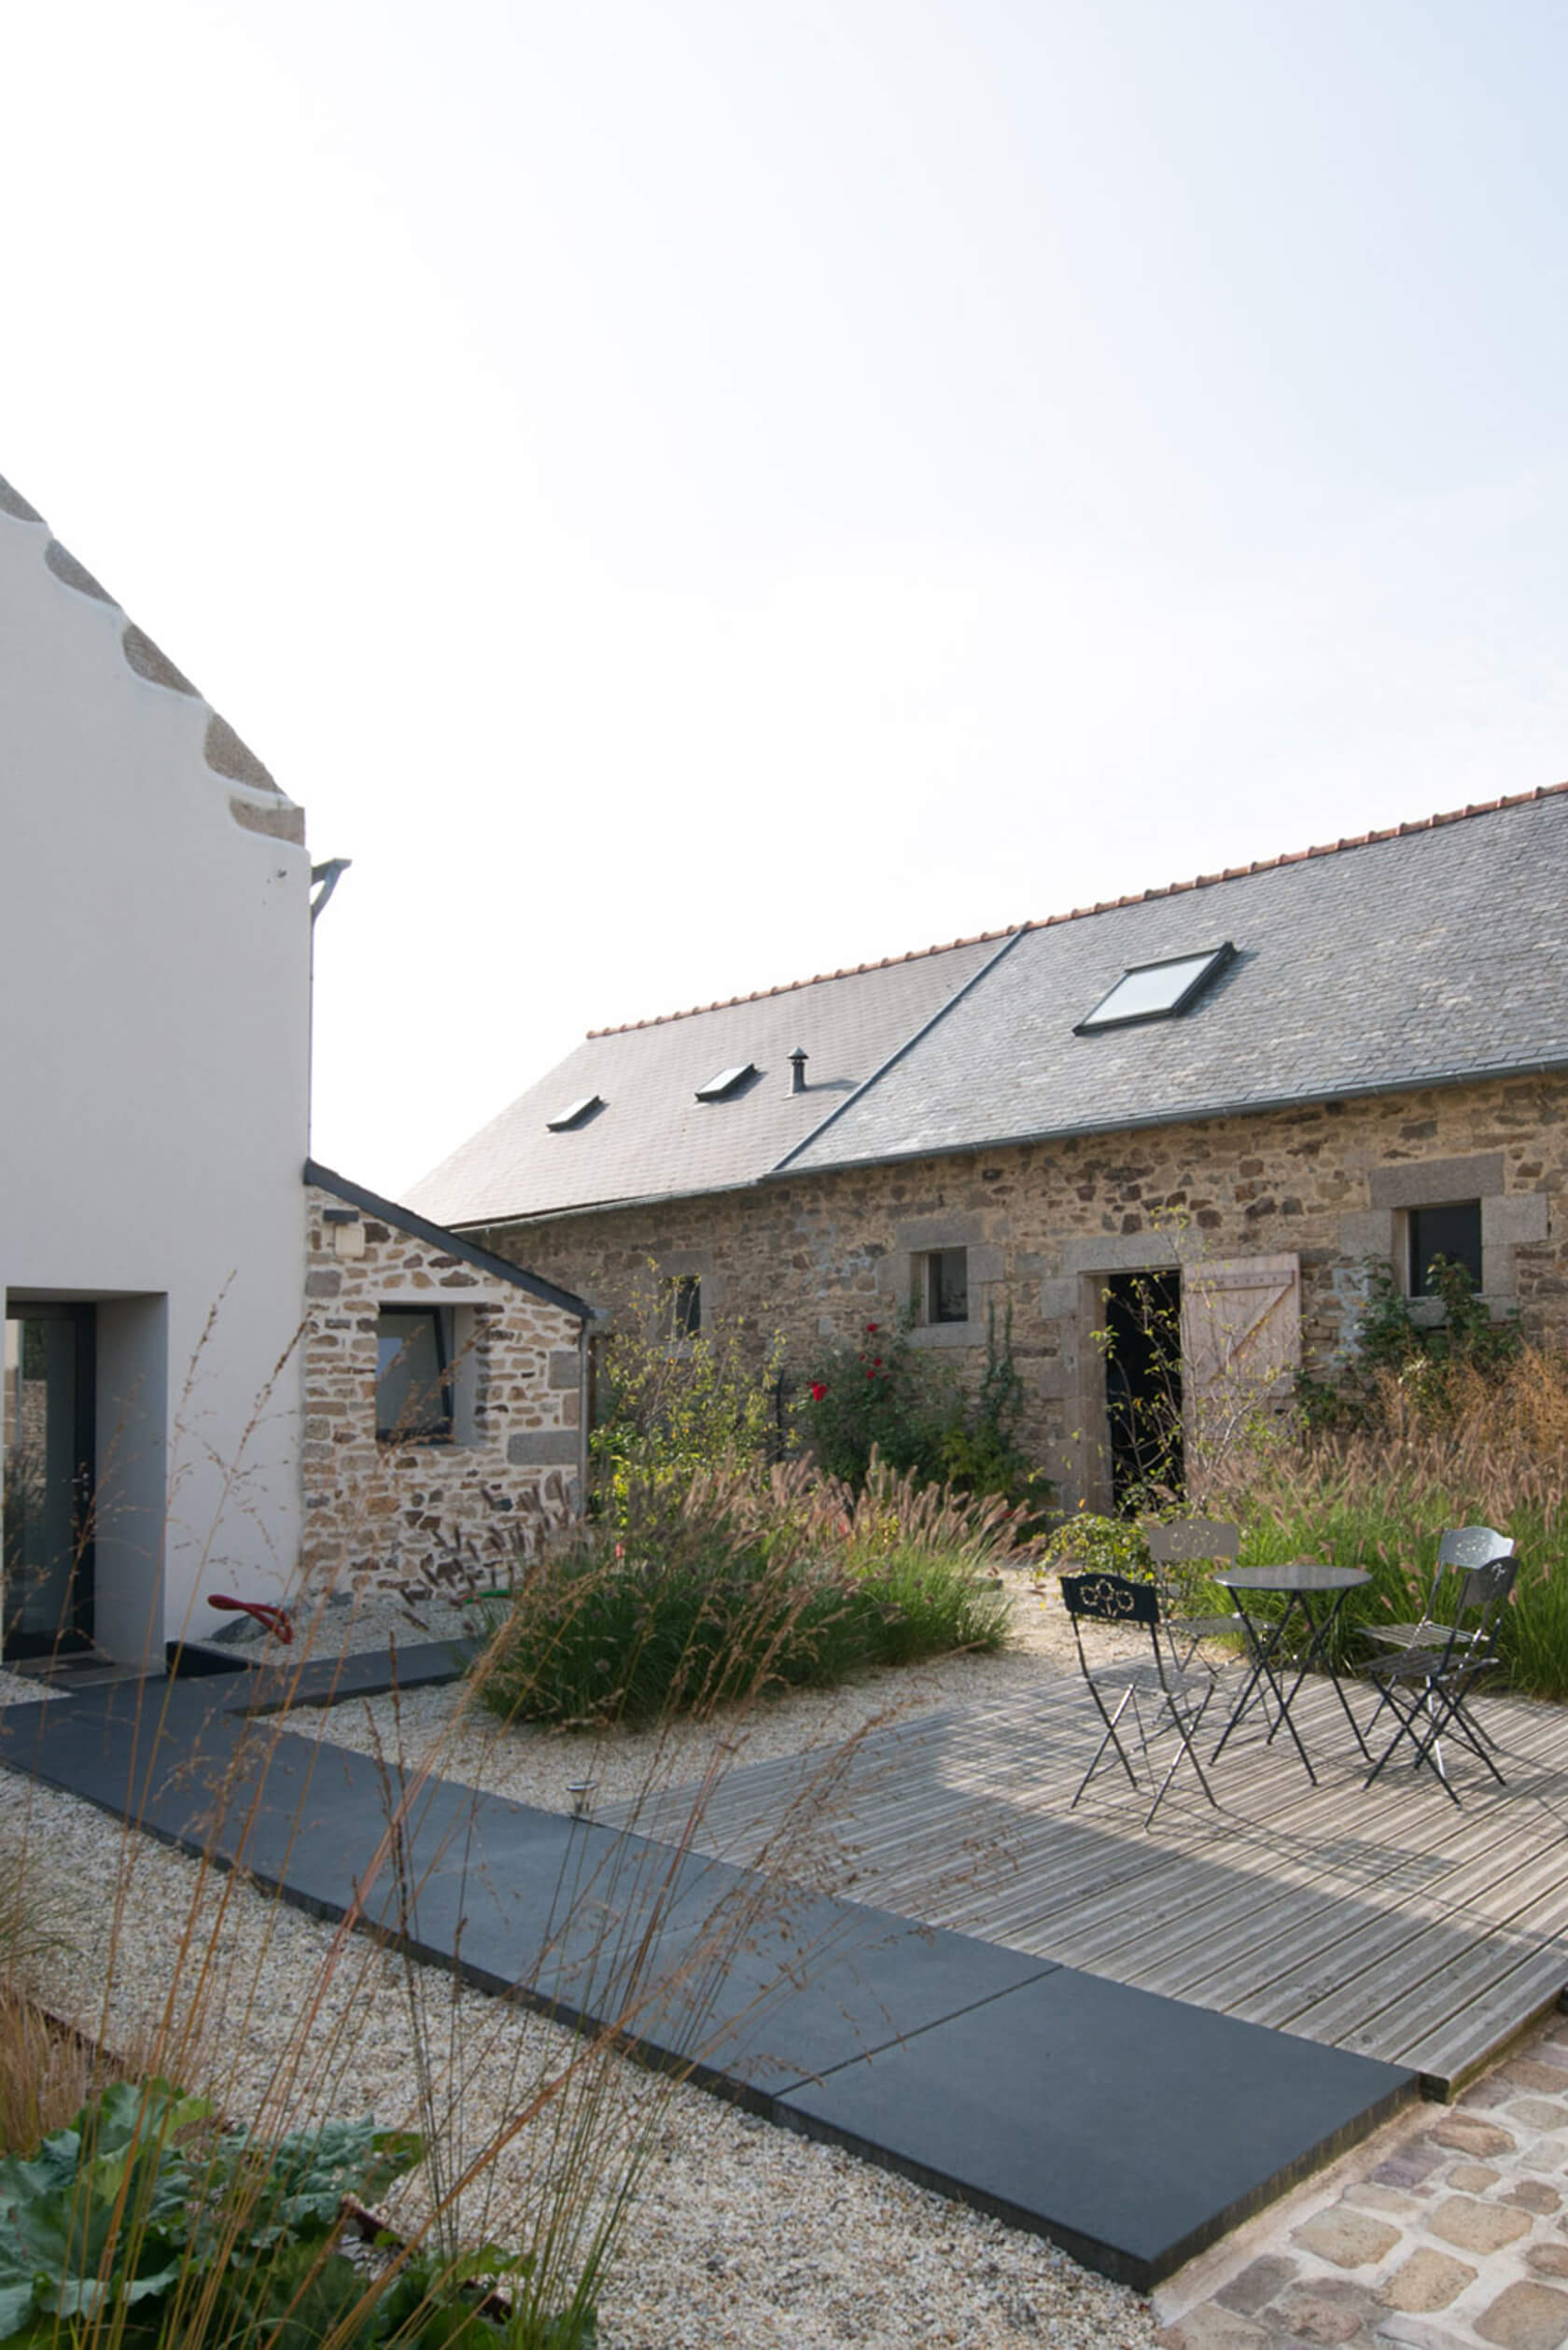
[1210,1562,1372,1784]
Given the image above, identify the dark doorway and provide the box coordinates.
[1102,1271,1183,1510]
[3,1304,96,1658]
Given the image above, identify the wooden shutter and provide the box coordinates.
[1181,1254,1301,1476]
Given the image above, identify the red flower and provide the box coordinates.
[809,1381,828,1403]
[865,1322,878,1335]
[866,1368,877,1380]
[871,1357,882,1367]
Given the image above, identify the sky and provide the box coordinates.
[6,0,1567,1196]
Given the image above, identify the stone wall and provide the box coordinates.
[301,1186,585,1602]
[470,1071,1568,1509]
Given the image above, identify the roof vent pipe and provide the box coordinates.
[789,1048,808,1095]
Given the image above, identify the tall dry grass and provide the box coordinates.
[0,1437,920,2350]
[0,1293,1042,2348]
[1209,1343,1568,1692]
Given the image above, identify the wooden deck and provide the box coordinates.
[599,1669,1568,2095]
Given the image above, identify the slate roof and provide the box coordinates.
[413,787,1568,1227]
[411,934,1015,1226]
[788,787,1568,1173]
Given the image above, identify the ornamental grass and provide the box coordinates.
[0,1386,929,2348]
[473,1454,1025,1732]
[1208,1343,1568,1694]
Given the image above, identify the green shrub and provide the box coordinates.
[476,1527,874,1730]
[0,2075,603,2350]
[1298,1255,1521,1434]
[1041,1513,1153,1581]
[801,1308,1053,1520]
[588,1280,786,1528]
[0,2077,434,2347]
[799,1321,953,1489]
[476,1460,1021,1729]
[853,1544,1012,1666]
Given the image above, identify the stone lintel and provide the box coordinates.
[1060,1231,1181,1276]
[1369,1153,1505,1210]
[892,1213,987,1254]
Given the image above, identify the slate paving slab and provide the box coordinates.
[0,1675,1418,2292]
[224,1640,478,1714]
[1155,2018,1568,2350]
[777,1965,1415,2288]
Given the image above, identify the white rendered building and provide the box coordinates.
[1,474,586,1673]
[1,474,314,1666]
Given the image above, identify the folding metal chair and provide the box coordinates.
[1060,1572,1220,1830]
[1142,1518,1244,1668]
[1366,1524,1514,1657]
[1362,1557,1519,1806]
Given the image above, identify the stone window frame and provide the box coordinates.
[881,1218,1001,1350]
[651,1251,722,1354]
[1338,1154,1549,1319]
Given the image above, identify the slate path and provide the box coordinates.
[0,1657,1417,2292]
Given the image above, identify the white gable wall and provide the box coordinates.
[1,496,313,1660]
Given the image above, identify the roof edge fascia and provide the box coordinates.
[304,1160,589,1320]
[763,1052,1568,1184]
[444,1173,776,1237]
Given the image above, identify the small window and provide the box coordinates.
[918,1248,969,1325]
[1408,1201,1483,1298]
[1075,944,1235,1034]
[376,1308,453,1442]
[546,1095,603,1131]
[665,1275,701,1340]
[694,1063,756,1101]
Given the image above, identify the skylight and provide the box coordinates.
[1075,944,1235,1034]
[545,1094,603,1131]
[694,1063,756,1101]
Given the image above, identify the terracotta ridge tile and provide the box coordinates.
[583,927,1022,1035]
[583,781,1568,1036]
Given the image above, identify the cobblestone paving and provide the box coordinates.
[1155,2015,1568,2350]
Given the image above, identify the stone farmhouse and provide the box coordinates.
[1,474,584,1672]
[413,790,1568,1510]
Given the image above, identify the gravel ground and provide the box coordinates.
[0,1571,1160,2344]
[290,1566,1141,1820]
[0,1667,65,1706]
[0,1699,1156,2349]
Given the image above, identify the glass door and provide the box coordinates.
[3,1305,95,1658]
